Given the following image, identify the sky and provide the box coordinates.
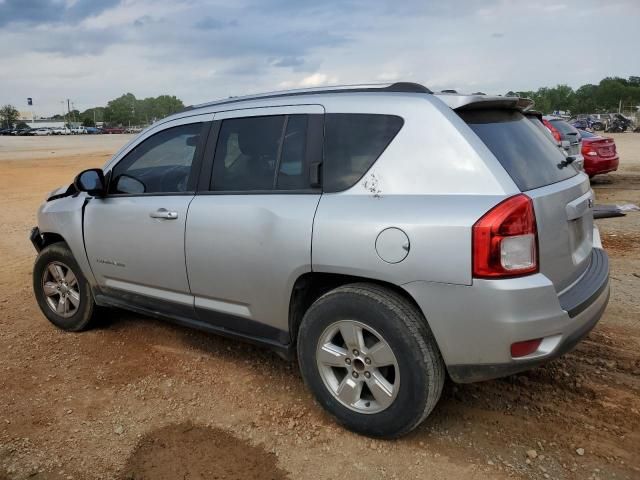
[0,0,639,117]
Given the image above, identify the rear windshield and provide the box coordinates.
[549,119,578,135]
[578,129,596,138]
[459,109,578,191]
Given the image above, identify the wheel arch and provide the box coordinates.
[288,272,426,346]
[40,231,67,248]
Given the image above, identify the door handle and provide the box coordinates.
[149,208,178,220]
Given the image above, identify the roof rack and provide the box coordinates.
[185,82,431,111]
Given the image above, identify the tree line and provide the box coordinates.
[2,76,639,129]
[0,93,185,128]
[507,76,640,115]
[51,93,185,127]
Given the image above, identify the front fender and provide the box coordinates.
[36,194,97,287]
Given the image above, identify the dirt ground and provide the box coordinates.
[0,133,638,480]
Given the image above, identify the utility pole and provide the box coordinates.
[67,99,71,126]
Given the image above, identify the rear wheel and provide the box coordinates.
[33,242,98,331]
[297,283,445,438]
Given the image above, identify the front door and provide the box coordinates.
[84,119,209,312]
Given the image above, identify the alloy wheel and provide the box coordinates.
[316,320,400,414]
[42,261,80,318]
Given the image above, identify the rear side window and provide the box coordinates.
[459,110,578,191]
[323,114,403,192]
[211,115,311,191]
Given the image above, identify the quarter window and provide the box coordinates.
[322,114,404,192]
[110,123,203,194]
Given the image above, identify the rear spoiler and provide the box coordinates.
[436,94,534,112]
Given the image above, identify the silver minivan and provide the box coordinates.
[31,83,609,438]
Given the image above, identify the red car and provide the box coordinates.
[102,127,126,134]
[578,129,619,178]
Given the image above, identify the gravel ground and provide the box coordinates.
[0,133,638,480]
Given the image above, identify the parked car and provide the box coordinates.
[526,110,568,153]
[605,113,633,133]
[51,127,71,135]
[542,116,584,170]
[102,126,126,134]
[71,126,87,134]
[578,129,619,177]
[85,127,102,134]
[14,128,32,136]
[571,116,604,132]
[30,83,609,438]
[0,128,13,135]
[32,128,52,136]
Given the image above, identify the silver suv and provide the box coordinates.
[31,83,609,438]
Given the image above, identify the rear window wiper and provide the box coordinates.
[557,156,576,169]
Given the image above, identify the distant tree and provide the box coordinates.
[151,95,184,119]
[80,107,104,123]
[15,121,29,130]
[105,93,137,126]
[82,117,96,127]
[506,75,640,114]
[0,104,19,129]
[102,93,184,126]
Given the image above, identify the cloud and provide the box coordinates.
[0,0,121,27]
[194,16,238,30]
[0,0,638,116]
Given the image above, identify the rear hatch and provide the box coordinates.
[458,108,593,292]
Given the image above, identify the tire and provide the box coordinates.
[297,283,445,438]
[33,242,98,332]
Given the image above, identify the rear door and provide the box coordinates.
[460,109,594,292]
[185,105,324,342]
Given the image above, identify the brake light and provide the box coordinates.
[582,143,598,156]
[472,194,538,278]
[543,120,562,143]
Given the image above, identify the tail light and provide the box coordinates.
[582,143,598,156]
[472,194,538,278]
[543,120,562,143]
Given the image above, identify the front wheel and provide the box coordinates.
[297,283,445,438]
[33,242,98,331]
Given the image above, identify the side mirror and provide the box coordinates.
[74,168,106,196]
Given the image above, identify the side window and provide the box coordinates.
[276,115,308,189]
[211,115,311,191]
[323,114,404,192]
[109,123,203,194]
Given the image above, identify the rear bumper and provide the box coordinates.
[585,156,619,176]
[403,248,610,383]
